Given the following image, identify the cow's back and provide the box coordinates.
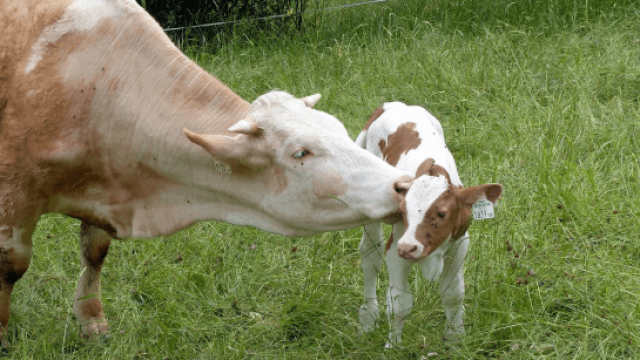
[0,0,150,225]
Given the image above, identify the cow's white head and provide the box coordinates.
[183,91,412,236]
[396,158,503,260]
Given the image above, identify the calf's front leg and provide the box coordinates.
[358,223,384,333]
[73,222,111,338]
[385,223,413,348]
[438,235,469,342]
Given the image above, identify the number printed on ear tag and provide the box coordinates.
[214,160,232,174]
[472,198,495,220]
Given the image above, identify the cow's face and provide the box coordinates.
[184,91,412,235]
[396,167,503,260]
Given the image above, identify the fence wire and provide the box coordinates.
[163,0,391,32]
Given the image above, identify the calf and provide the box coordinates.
[356,102,503,347]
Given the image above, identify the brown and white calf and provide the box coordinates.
[356,102,503,347]
[0,0,412,344]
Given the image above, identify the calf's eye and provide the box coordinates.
[437,211,446,218]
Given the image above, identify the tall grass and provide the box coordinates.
[7,0,640,358]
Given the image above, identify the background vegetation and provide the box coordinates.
[136,0,308,40]
[8,0,640,358]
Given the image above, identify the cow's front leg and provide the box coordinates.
[438,235,469,343]
[358,223,384,333]
[385,225,413,348]
[0,222,36,347]
[73,223,111,338]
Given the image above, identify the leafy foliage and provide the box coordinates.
[136,0,308,31]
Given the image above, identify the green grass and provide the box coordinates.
[8,0,640,358]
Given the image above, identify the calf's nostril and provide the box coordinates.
[408,245,417,253]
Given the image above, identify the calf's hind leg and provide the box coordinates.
[0,223,36,346]
[73,222,111,337]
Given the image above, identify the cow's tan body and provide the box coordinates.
[0,0,411,344]
[1,0,252,236]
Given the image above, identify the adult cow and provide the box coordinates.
[0,0,412,344]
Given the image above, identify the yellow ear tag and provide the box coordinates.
[214,160,231,174]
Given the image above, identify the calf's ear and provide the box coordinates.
[415,158,435,178]
[458,184,504,205]
[451,184,502,241]
[183,128,272,169]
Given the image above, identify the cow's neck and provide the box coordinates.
[53,11,267,237]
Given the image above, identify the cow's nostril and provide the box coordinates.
[394,182,407,195]
[393,175,413,195]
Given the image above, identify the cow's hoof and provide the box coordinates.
[0,333,10,351]
[80,320,109,340]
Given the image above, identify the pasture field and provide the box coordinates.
[7,0,640,358]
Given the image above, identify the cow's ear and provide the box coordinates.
[228,119,263,136]
[183,128,272,169]
[300,94,321,108]
[457,184,503,205]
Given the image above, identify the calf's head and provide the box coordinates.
[184,91,412,236]
[396,158,503,260]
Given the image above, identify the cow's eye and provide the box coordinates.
[437,211,446,218]
[293,149,310,159]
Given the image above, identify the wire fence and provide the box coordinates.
[163,0,392,32]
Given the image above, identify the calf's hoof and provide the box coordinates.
[443,331,463,344]
[358,303,379,333]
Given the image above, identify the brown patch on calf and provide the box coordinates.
[450,183,503,241]
[378,122,421,166]
[363,105,385,130]
[451,206,472,241]
[429,164,452,184]
[458,184,504,205]
[385,232,394,252]
[415,158,452,184]
[414,189,461,256]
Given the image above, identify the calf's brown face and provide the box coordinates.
[396,160,503,260]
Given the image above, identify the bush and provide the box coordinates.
[137,0,308,32]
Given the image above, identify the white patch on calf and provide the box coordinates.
[24,0,126,74]
[419,246,445,282]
